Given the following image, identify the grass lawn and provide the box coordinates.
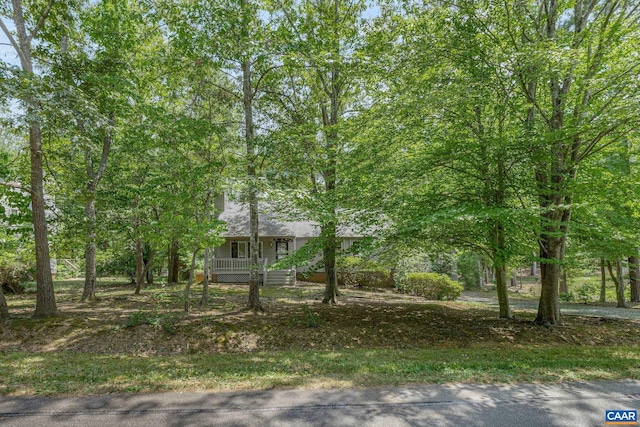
[1,279,639,396]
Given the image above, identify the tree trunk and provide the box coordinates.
[320,88,339,303]
[629,255,639,303]
[600,258,606,303]
[531,260,537,277]
[0,286,9,320]
[559,269,568,294]
[81,113,112,302]
[322,222,338,304]
[200,247,210,307]
[168,239,180,284]
[616,260,625,308]
[242,54,262,312]
[606,260,627,308]
[134,239,144,295]
[535,235,562,325]
[4,0,57,318]
[494,263,512,319]
[31,122,57,318]
[492,221,512,319]
[450,251,458,281]
[140,249,155,290]
[184,248,198,312]
[478,259,485,290]
[142,243,154,284]
[82,196,97,301]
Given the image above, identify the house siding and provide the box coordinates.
[215,237,287,265]
[213,236,364,274]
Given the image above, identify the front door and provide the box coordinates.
[275,241,289,260]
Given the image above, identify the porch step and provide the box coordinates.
[265,269,296,286]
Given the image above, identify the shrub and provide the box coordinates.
[0,258,30,294]
[125,309,178,334]
[97,250,136,282]
[575,282,600,302]
[337,270,393,288]
[336,257,393,288]
[400,272,463,301]
[559,292,575,302]
[393,254,432,290]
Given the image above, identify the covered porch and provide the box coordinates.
[212,257,295,286]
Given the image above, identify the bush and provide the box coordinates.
[337,270,393,288]
[336,257,393,288]
[559,292,575,302]
[393,253,431,290]
[575,282,600,302]
[0,258,30,294]
[97,250,136,282]
[125,309,178,334]
[399,272,463,301]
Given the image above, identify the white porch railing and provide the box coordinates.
[213,258,268,271]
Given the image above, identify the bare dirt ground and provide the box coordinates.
[1,282,639,356]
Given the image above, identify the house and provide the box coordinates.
[211,195,363,285]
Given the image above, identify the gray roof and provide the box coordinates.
[218,201,361,238]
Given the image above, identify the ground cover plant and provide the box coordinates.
[1,279,639,396]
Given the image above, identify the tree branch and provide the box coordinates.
[252,65,282,98]
[27,0,55,44]
[94,112,115,184]
[0,17,27,66]
[0,181,32,194]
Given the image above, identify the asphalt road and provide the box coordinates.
[1,380,638,426]
[459,292,640,320]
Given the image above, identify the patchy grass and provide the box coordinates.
[1,280,639,396]
[1,347,638,396]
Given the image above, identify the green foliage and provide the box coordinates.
[456,252,483,290]
[336,256,393,288]
[125,309,178,334]
[574,282,602,303]
[301,303,321,328]
[97,250,136,281]
[399,273,463,301]
[559,293,575,303]
[0,225,33,294]
[393,253,431,290]
[0,258,30,294]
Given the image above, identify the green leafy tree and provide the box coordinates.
[45,0,145,301]
[170,0,279,311]
[499,0,640,324]
[263,0,368,304]
[0,0,67,317]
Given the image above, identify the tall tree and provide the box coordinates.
[1,0,63,317]
[264,0,367,304]
[342,3,537,318]
[170,0,275,311]
[47,0,143,300]
[443,0,640,324]
[520,0,638,324]
[569,139,640,308]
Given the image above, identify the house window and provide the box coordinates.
[275,241,289,260]
[231,241,263,258]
